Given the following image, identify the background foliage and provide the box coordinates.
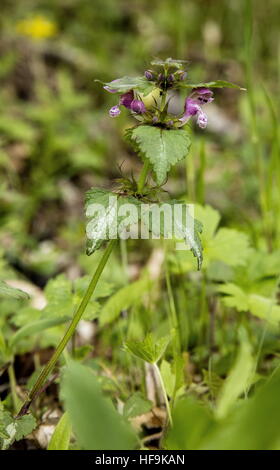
[0,0,280,450]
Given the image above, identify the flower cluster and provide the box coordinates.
[103,59,215,130]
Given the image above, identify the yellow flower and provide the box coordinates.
[16,15,57,40]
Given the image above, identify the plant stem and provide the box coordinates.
[17,239,116,417]
[164,256,181,354]
[153,362,173,427]
[8,363,21,413]
[164,252,182,412]
[137,160,150,194]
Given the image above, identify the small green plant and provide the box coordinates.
[15,59,243,421]
[17,58,243,422]
[0,0,279,452]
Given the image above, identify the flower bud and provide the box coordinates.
[167,74,175,84]
[130,99,146,114]
[144,70,154,80]
[178,71,187,81]
[109,105,121,117]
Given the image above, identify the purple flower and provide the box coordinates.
[191,87,214,105]
[179,87,214,128]
[130,99,146,114]
[185,98,200,116]
[105,83,146,118]
[119,90,134,109]
[109,105,121,117]
[197,111,207,128]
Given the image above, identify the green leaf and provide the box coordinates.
[246,249,280,282]
[216,329,254,419]
[128,126,191,185]
[207,228,251,267]
[99,277,151,326]
[203,369,223,399]
[100,76,154,96]
[124,333,170,364]
[62,361,136,450]
[48,412,72,450]
[74,276,113,300]
[195,205,220,239]
[85,189,140,255]
[160,358,185,400]
[206,261,233,282]
[248,295,280,324]
[123,393,153,418]
[200,367,280,450]
[0,116,36,142]
[166,397,214,450]
[10,316,70,349]
[160,360,176,398]
[181,80,246,90]
[193,205,250,269]
[0,280,29,300]
[217,284,280,325]
[167,368,280,450]
[43,274,73,317]
[43,274,103,321]
[1,412,36,450]
[195,205,250,267]
[217,283,249,311]
[14,414,36,441]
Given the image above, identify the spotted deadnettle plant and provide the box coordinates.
[18,58,244,418]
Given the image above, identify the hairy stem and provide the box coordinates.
[17,239,116,417]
